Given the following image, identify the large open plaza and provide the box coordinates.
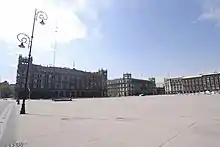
[9,95,219,147]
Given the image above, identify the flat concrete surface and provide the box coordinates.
[0,100,11,115]
[16,95,220,147]
[0,100,17,147]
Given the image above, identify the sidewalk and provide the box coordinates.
[16,96,220,147]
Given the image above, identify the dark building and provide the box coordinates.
[107,73,156,97]
[156,83,165,95]
[156,87,165,95]
[16,55,107,99]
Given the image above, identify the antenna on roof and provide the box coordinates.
[53,20,58,67]
[73,61,75,69]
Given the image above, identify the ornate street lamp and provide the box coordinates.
[17,9,48,114]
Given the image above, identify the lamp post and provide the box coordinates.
[17,9,48,114]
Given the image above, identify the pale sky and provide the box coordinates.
[0,0,110,83]
[0,0,106,54]
[1,0,220,84]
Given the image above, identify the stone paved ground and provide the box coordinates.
[0,101,17,147]
[16,95,220,147]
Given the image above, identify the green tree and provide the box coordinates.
[0,81,12,97]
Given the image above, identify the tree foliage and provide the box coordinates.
[0,81,13,97]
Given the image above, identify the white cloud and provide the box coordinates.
[0,0,110,55]
[198,0,220,26]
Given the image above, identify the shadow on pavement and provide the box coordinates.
[25,113,139,122]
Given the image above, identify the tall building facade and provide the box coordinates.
[164,72,220,94]
[107,73,156,97]
[16,55,107,99]
[183,73,220,93]
[182,75,203,93]
[156,83,165,95]
[164,77,183,94]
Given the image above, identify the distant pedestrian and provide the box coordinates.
[16,98,20,105]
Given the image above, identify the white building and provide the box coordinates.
[164,77,183,94]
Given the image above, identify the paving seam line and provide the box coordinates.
[0,103,14,142]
